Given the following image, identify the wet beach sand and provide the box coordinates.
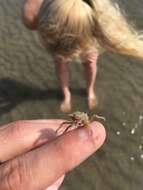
[0,0,143,189]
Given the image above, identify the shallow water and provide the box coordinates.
[0,0,143,189]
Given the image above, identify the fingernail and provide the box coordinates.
[78,122,106,146]
[78,128,91,141]
[90,121,106,146]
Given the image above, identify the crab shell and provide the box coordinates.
[69,112,90,124]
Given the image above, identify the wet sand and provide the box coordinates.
[0,0,143,189]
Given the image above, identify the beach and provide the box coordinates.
[0,0,143,189]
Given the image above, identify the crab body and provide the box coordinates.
[69,111,90,127]
[56,111,92,135]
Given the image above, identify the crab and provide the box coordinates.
[56,111,106,135]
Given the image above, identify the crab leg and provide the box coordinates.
[63,124,73,133]
[56,121,72,133]
[91,114,106,121]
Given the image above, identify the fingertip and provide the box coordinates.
[89,121,106,149]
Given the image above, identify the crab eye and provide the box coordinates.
[77,120,84,126]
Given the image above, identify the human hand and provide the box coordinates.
[0,119,106,190]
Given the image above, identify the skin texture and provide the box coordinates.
[23,0,99,112]
[0,119,106,190]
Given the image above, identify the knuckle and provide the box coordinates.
[6,159,27,190]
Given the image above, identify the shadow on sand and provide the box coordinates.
[0,78,86,115]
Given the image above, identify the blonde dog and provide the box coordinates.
[38,0,143,59]
[23,0,143,112]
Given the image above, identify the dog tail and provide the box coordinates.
[91,0,143,59]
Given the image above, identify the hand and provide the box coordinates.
[0,119,106,190]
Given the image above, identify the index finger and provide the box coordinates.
[0,119,65,162]
[0,122,106,190]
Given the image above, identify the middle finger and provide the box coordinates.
[0,119,64,162]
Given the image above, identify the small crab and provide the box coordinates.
[56,111,106,135]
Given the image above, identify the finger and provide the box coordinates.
[0,119,65,162]
[0,122,106,190]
